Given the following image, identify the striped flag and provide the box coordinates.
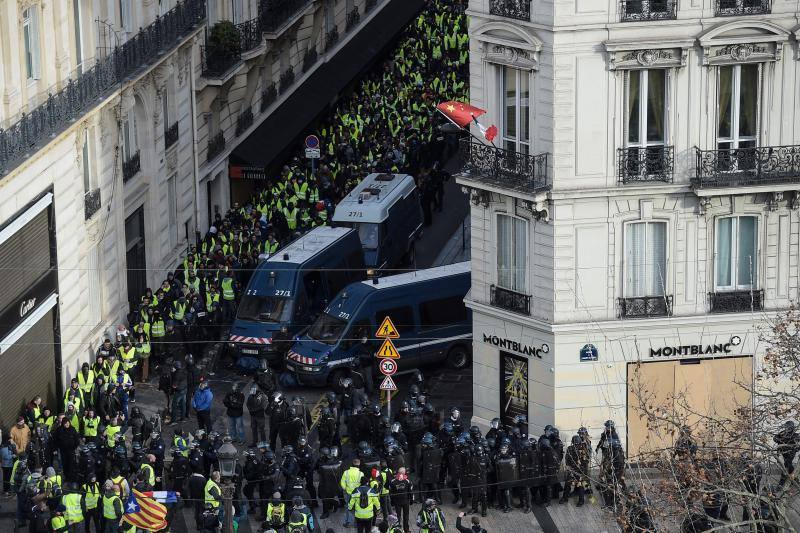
[122,489,169,531]
[140,491,180,504]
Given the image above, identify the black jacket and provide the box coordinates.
[456,517,487,533]
[223,392,245,417]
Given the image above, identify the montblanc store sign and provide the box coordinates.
[483,333,549,359]
[649,336,742,358]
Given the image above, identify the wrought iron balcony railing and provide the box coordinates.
[620,0,677,21]
[122,151,141,182]
[0,0,205,175]
[279,68,295,94]
[325,26,340,52]
[165,122,179,149]
[618,146,674,183]
[236,107,254,136]
[459,138,550,191]
[302,49,318,73]
[201,45,242,78]
[207,132,226,162]
[491,285,531,315]
[693,145,800,188]
[715,0,770,16]
[260,0,315,33]
[489,0,531,21]
[261,83,277,112]
[84,188,102,220]
[709,290,763,314]
[618,295,673,319]
[237,18,264,53]
[346,8,361,32]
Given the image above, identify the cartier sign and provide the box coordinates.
[19,298,36,318]
[649,336,741,358]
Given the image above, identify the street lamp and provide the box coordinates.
[217,436,239,533]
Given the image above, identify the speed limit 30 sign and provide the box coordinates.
[379,358,397,376]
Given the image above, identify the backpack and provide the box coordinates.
[359,487,369,509]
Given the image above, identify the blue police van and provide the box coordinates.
[286,262,472,386]
[228,226,366,364]
[332,173,423,270]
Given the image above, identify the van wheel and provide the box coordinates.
[328,369,347,388]
[446,345,470,369]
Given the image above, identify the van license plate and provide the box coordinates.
[241,349,259,355]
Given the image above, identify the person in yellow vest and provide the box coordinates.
[81,408,101,445]
[287,510,308,533]
[64,404,81,430]
[51,504,69,533]
[204,470,222,518]
[284,201,299,231]
[109,465,130,500]
[105,354,121,380]
[149,310,167,361]
[140,454,158,489]
[220,267,238,323]
[60,482,86,531]
[104,418,123,449]
[82,474,101,533]
[348,479,381,532]
[63,380,84,414]
[76,363,96,402]
[265,491,286,531]
[340,458,364,528]
[205,285,221,326]
[101,480,123,531]
[25,395,43,428]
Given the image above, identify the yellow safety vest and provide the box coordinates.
[61,492,84,524]
[111,475,126,497]
[140,464,155,487]
[51,515,67,532]
[105,425,122,448]
[106,359,120,377]
[205,292,220,312]
[120,346,136,370]
[83,483,100,509]
[340,467,362,494]
[266,502,285,523]
[349,488,380,519]
[204,479,221,508]
[221,278,235,301]
[77,371,95,394]
[103,494,122,519]
[172,301,187,321]
[82,416,100,437]
[150,319,166,338]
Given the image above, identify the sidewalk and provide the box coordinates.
[433,214,470,266]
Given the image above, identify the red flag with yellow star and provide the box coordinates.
[436,101,487,128]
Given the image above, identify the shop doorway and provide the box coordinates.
[125,206,147,312]
[626,356,753,460]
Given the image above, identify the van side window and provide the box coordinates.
[419,296,468,329]
[374,306,414,335]
[324,267,349,298]
[341,320,370,350]
[303,271,324,310]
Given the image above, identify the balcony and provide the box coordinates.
[279,68,295,94]
[122,151,141,182]
[236,106,254,136]
[618,295,673,319]
[201,45,242,79]
[346,8,361,32]
[238,18,264,55]
[84,188,102,220]
[715,0,770,16]
[618,146,674,184]
[693,145,800,190]
[490,285,531,315]
[302,49,318,73]
[619,0,677,21]
[260,0,315,35]
[458,138,550,192]
[325,26,340,52]
[165,122,179,149]
[0,0,205,176]
[709,290,763,313]
[260,83,277,112]
[207,132,226,162]
[489,0,531,21]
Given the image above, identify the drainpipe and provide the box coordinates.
[189,36,202,248]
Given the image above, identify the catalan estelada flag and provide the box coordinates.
[122,489,168,531]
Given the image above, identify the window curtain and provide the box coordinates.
[716,218,733,287]
[627,71,640,145]
[497,215,512,290]
[646,70,665,143]
[513,217,527,293]
[737,216,757,287]
[647,222,666,296]
[626,223,646,297]
[738,65,758,139]
[718,67,733,140]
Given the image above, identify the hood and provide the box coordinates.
[229,320,281,341]
[287,338,331,365]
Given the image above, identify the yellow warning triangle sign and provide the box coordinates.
[375,316,400,339]
[375,339,401,359]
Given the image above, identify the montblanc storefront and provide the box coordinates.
[0,191,62,429]
[472,309,757,459]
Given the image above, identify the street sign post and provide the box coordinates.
[375,316,400,415]
[304,135,321,176]
[379,358,398,376]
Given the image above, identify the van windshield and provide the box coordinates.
[307,313,347,345]
[236,295,291,323]
[357,223,380,250]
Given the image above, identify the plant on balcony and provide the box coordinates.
[346,8,360,32]
[279,67,295,94]
[302,48,318,73]
[260,83,277,112]
[208,21,243,55]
